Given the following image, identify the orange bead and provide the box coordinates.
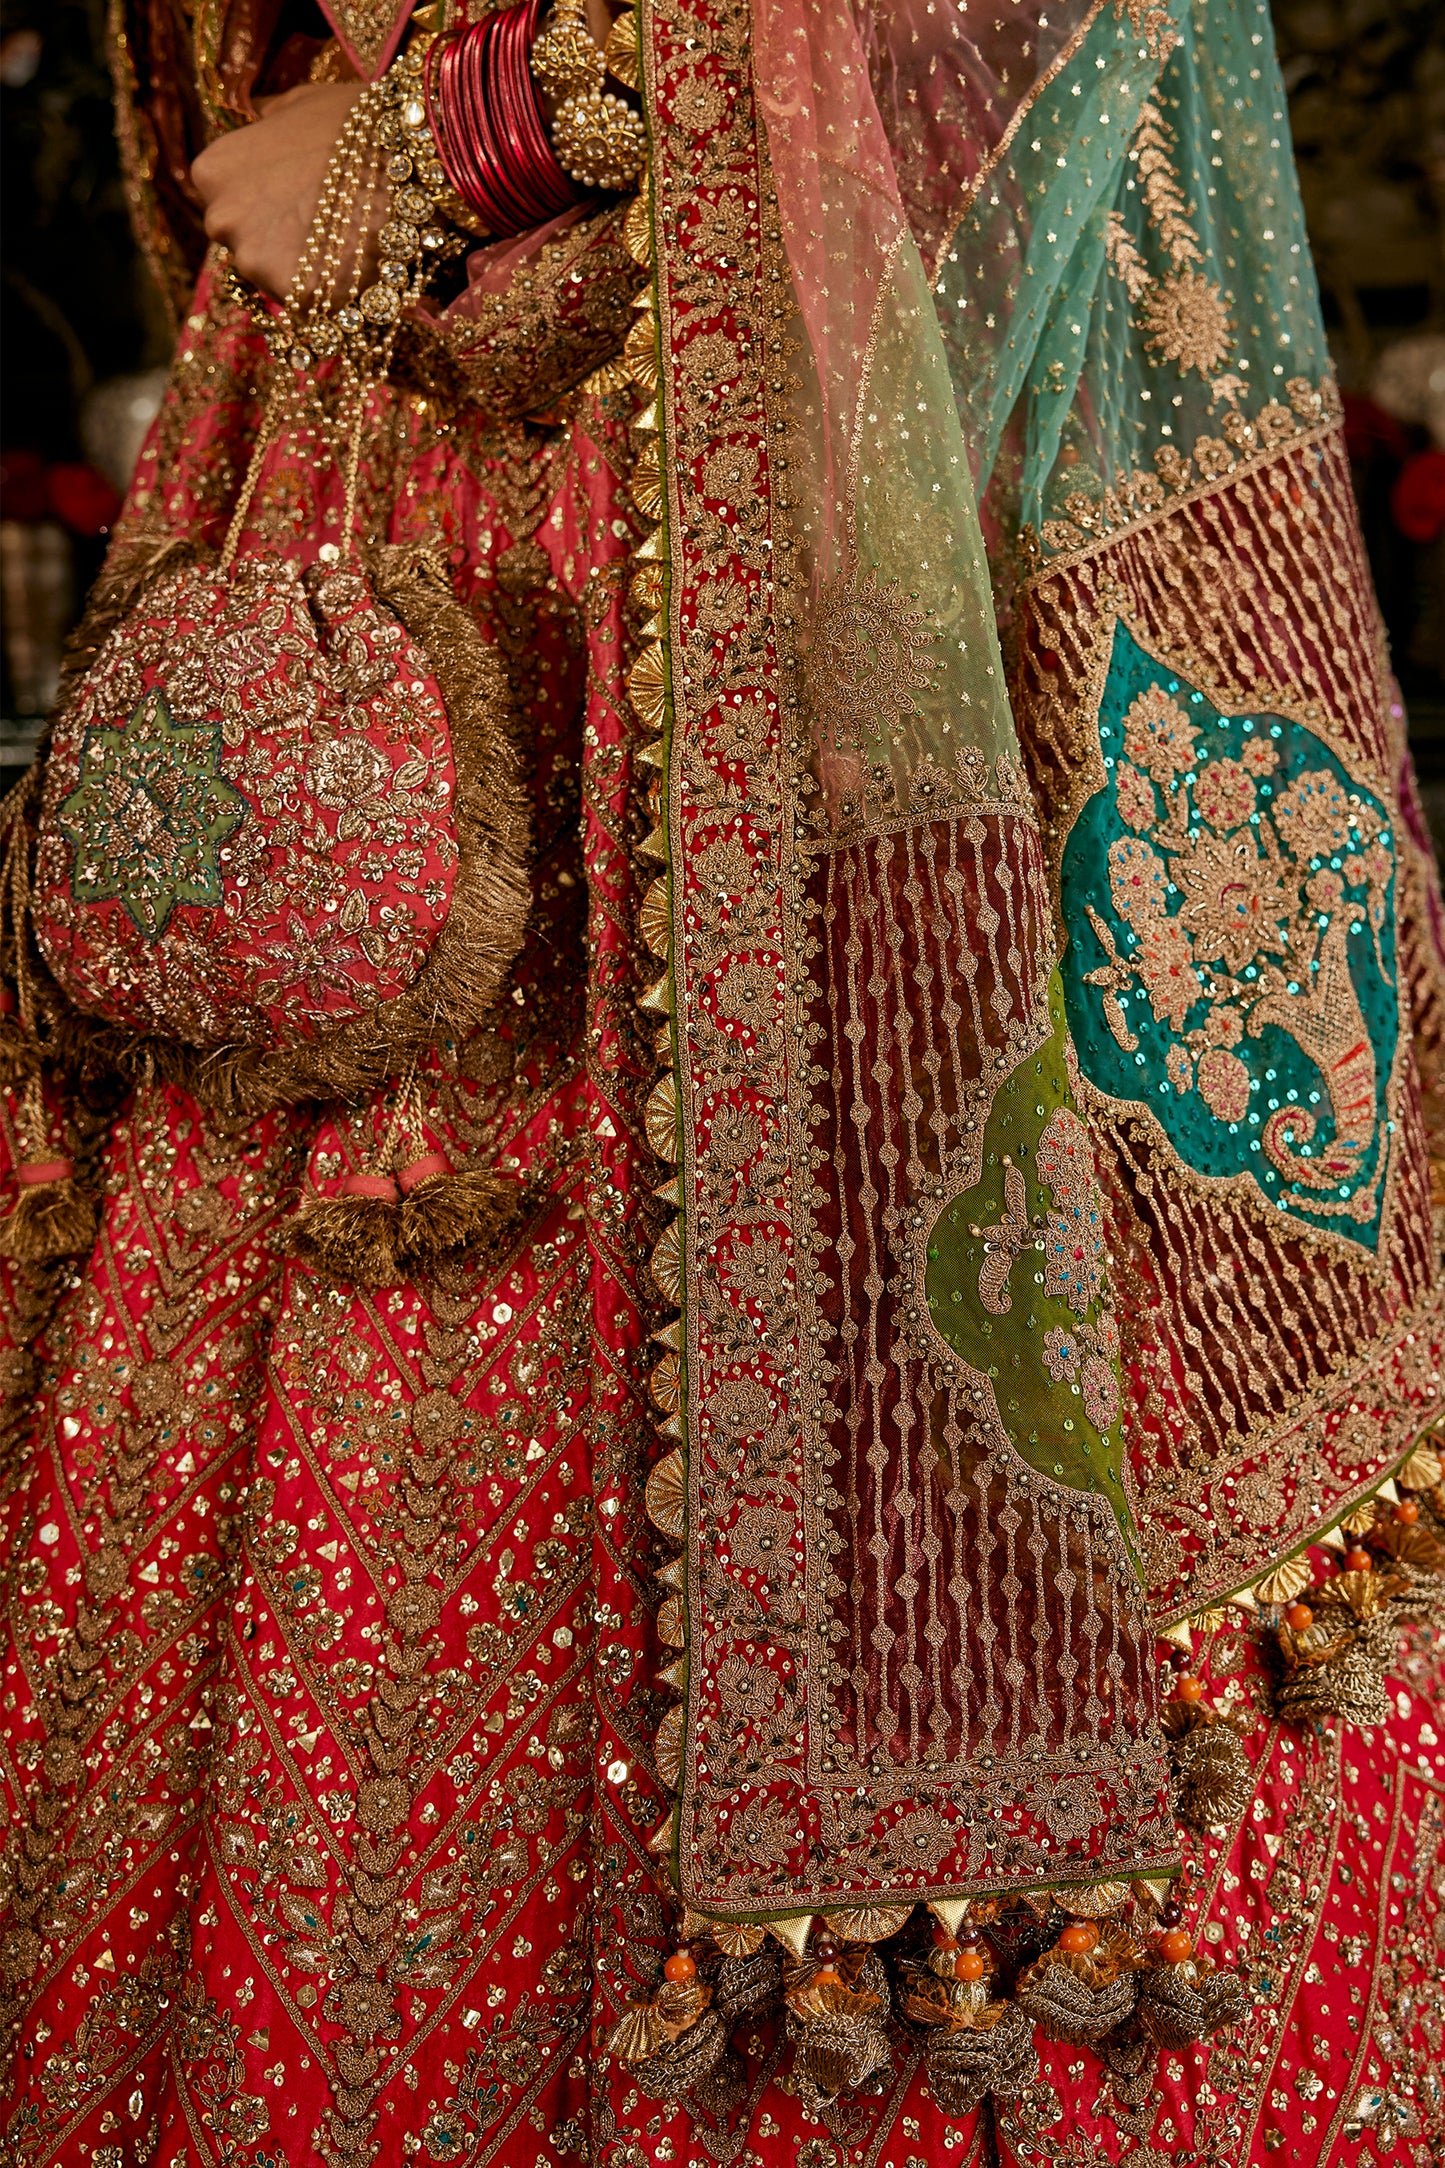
[811,1965,842,1987]
[1174,1674,1205,1704]
[663,1950,696,1982]
[1285,1602,1313,1631]
[1344,1546,1372,1574]
[956,1949,987,1982]
[1395,1498,1420,1525]
[1158,1929,1193,1964]
[1058,1922,1098,1955]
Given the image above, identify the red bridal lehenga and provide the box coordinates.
[2,0,1444,2164]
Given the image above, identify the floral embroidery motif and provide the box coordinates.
[57,688,247,939]
[805,565,937,757]
[1064,622,1400,1249]
[1108,100,1235,384]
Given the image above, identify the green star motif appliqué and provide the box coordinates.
[58,688,248,940]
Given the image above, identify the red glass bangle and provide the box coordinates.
[426,1,586,237]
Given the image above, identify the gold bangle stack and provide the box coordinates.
[531,0,646,194]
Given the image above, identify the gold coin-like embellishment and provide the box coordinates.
[629,436,664,519]
[623,187,653,267]
[628,639,667,732]
[649,1215,682,1303]
[1398,1440,1443,1490]
[650,1347,681,1415]
[604,9,640,87]
[623,310,660,396]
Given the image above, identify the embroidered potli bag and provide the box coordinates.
[0,43,530,1278]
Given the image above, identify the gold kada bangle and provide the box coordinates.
[531,0,646,194]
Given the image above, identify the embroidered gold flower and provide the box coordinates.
[1141,268,1233,380]
[1171,828,1293,975]
[1121,686,1198,781]
[1272,768,1358,861]
[1192,757,1255,832]
[806,566,937,757]
[1114,759,1158,831]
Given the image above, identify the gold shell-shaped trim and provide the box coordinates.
[640,876,671,959]
[622,187,652,267]
[705,1918,767,1957]
[655,1551,685,1592]
[650,1217,682,1303]
[655,1700,684,1790]
[1055,1880,1130,1919]
[604,8,640,87]
[606,2000,667,2063]
[629,437,664,521]
[645,1070,678,1160]
[1341,1498,1378,1537]
[1399,1440,1443,1489]
[1252,1553,1313,1604]
[650,1347,681,1415]
[657,1591,686,1646]
[623,310,660,395]
[628,640,667,732]
[639,971,672,1016]
[822,1904,914,1945]
[630,560,664,612]
[645,1446,686,1540]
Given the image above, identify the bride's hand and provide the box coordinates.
[191,81,367,300]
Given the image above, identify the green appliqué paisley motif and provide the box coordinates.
[58,688,248,940]
[1061,622,1399,1252]
[924,984,1137,1557]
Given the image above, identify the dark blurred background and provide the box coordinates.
[1,0,1443,809]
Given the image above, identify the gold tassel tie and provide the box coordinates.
[395,1149,523,1271]
[1015,1921,1140,2046]
[900,1921,1038,2117]
[289,1170,403,1287]
[0,1150,98,1264]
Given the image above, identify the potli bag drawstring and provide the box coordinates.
[0,787,98,1263]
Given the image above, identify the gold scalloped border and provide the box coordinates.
[595,115,692,1874]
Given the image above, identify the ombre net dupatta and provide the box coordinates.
[633,0,1445,1934]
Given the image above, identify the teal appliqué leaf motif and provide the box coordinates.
[57,688,248,940]
[1061,623,1399,1252]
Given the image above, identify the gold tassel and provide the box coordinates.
[395,1152,523,1270]
[1162,1703,1253,1831]
[0,1155,97,1264]
[782,1943,893,2113]
[1015,1922,1140,2045]
[289,1172,402,1286]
